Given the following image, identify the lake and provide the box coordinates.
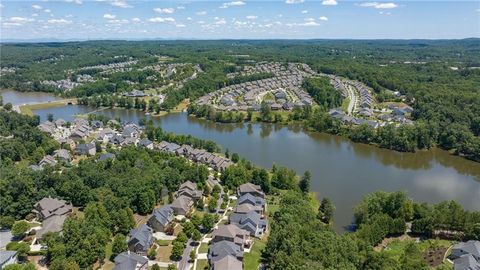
[29,102,480,231]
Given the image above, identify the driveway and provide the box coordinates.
[178,239,194,270]
[0,230,13,249]
[153,232,176,241]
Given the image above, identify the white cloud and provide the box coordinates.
[322,0,338,6]
[220,1,245,9]
[246,15,257,20]
[0,4,4,8]
[187,17,192,21]
[379,11,391,15]
[47,18,72,24]
[154,8,175,14]
[44,9,51,13]
[175,23,186,28]
[359,2,398,9]
[148,17,175,23]
[285,0,304,4]
[32,13,39,17]
[6,17,35,25]
[177,6,185,10]
[196,11,207,15]
[107,19,129,24]
[304,18,315,22]
[132,17,141,22]
[215,18,226,25]
[65,0,83,4]
[300,21,320,26]
[319,16,328,21]
[301,10,308,14]
[32,5,43,10]
[103,13,116,19]
[109,0,132,8]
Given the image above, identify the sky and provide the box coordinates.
[0,0,479,41]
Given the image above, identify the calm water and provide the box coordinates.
[1,89,62,105]
[32,102,480,231]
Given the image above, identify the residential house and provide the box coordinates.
[76,143,96,156]
[98,152,116,162]
[208,240,243,264]
[237,183,265,198]
[176,181,202,200]
[237,193,266,214]
[138,138,154,150]
[122,125,140,138]
[112,252,148,270]
[54,118,66,128]
[212,254,243,270]
[171,195,193,216]
[451,241,480,260]
[229,211,267,237]
[38,121,56,135]
[39,155,57,167]
[0,251,18,269]
[127,225,154,255]
[36,215,67,240]
[211,224,251,249]
[147,205,174,232]
[53,149,71,162]
[33,197,72,220]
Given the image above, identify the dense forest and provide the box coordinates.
[1,39,479,161]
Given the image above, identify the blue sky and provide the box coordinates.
[0,0,479,40]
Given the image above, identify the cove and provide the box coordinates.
[29,103,480,231]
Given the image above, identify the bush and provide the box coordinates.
[11,221,30,238]
[0,216,15,229]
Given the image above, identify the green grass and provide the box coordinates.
[105,241,113,261]
[198,243,209,254]
[195,259,208,270]
[157,239,171,246]
[341,97,350,112]
[244,239,267,270]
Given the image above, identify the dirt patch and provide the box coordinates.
[423,247,448,267]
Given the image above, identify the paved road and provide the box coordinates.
[345,83,357,115]
[178,239,194,270]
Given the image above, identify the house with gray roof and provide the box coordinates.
[138,138,154,149]
[208,240,243,264]
[171,195,193,216]
[147,205,174,232]
[237,183,265,198]
[229,211,267,237]
[212,254,243,270]
[39,155,57,167]
[98,152,116,162]
[176,181,202,200]
[450,241,480,270]
[0,251,17,269]
[75,143,96,156]
[211,224,251,249]
[36,215,67,240]
[54,149,71,162]
[33,197,72,220]
[127,225,154,255]
[237,193,266,212]
[112,252,148,270]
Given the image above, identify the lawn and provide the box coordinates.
[198,243,209,254]
[156,245,173,262]
[244,238,267,270]
[196,259,208,270]
[157,239,171,246]
[341,97,350,112]
[104,241,113,261]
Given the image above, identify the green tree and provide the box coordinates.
[299,171,311,193]
[202,213,215,232]
[170,241,184,261]
[192,229,202,242]
[11,221,29,238]
[0,216,15,229]
[151,264,161,270]
[111,234,127,260]
[318,198,335,224]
